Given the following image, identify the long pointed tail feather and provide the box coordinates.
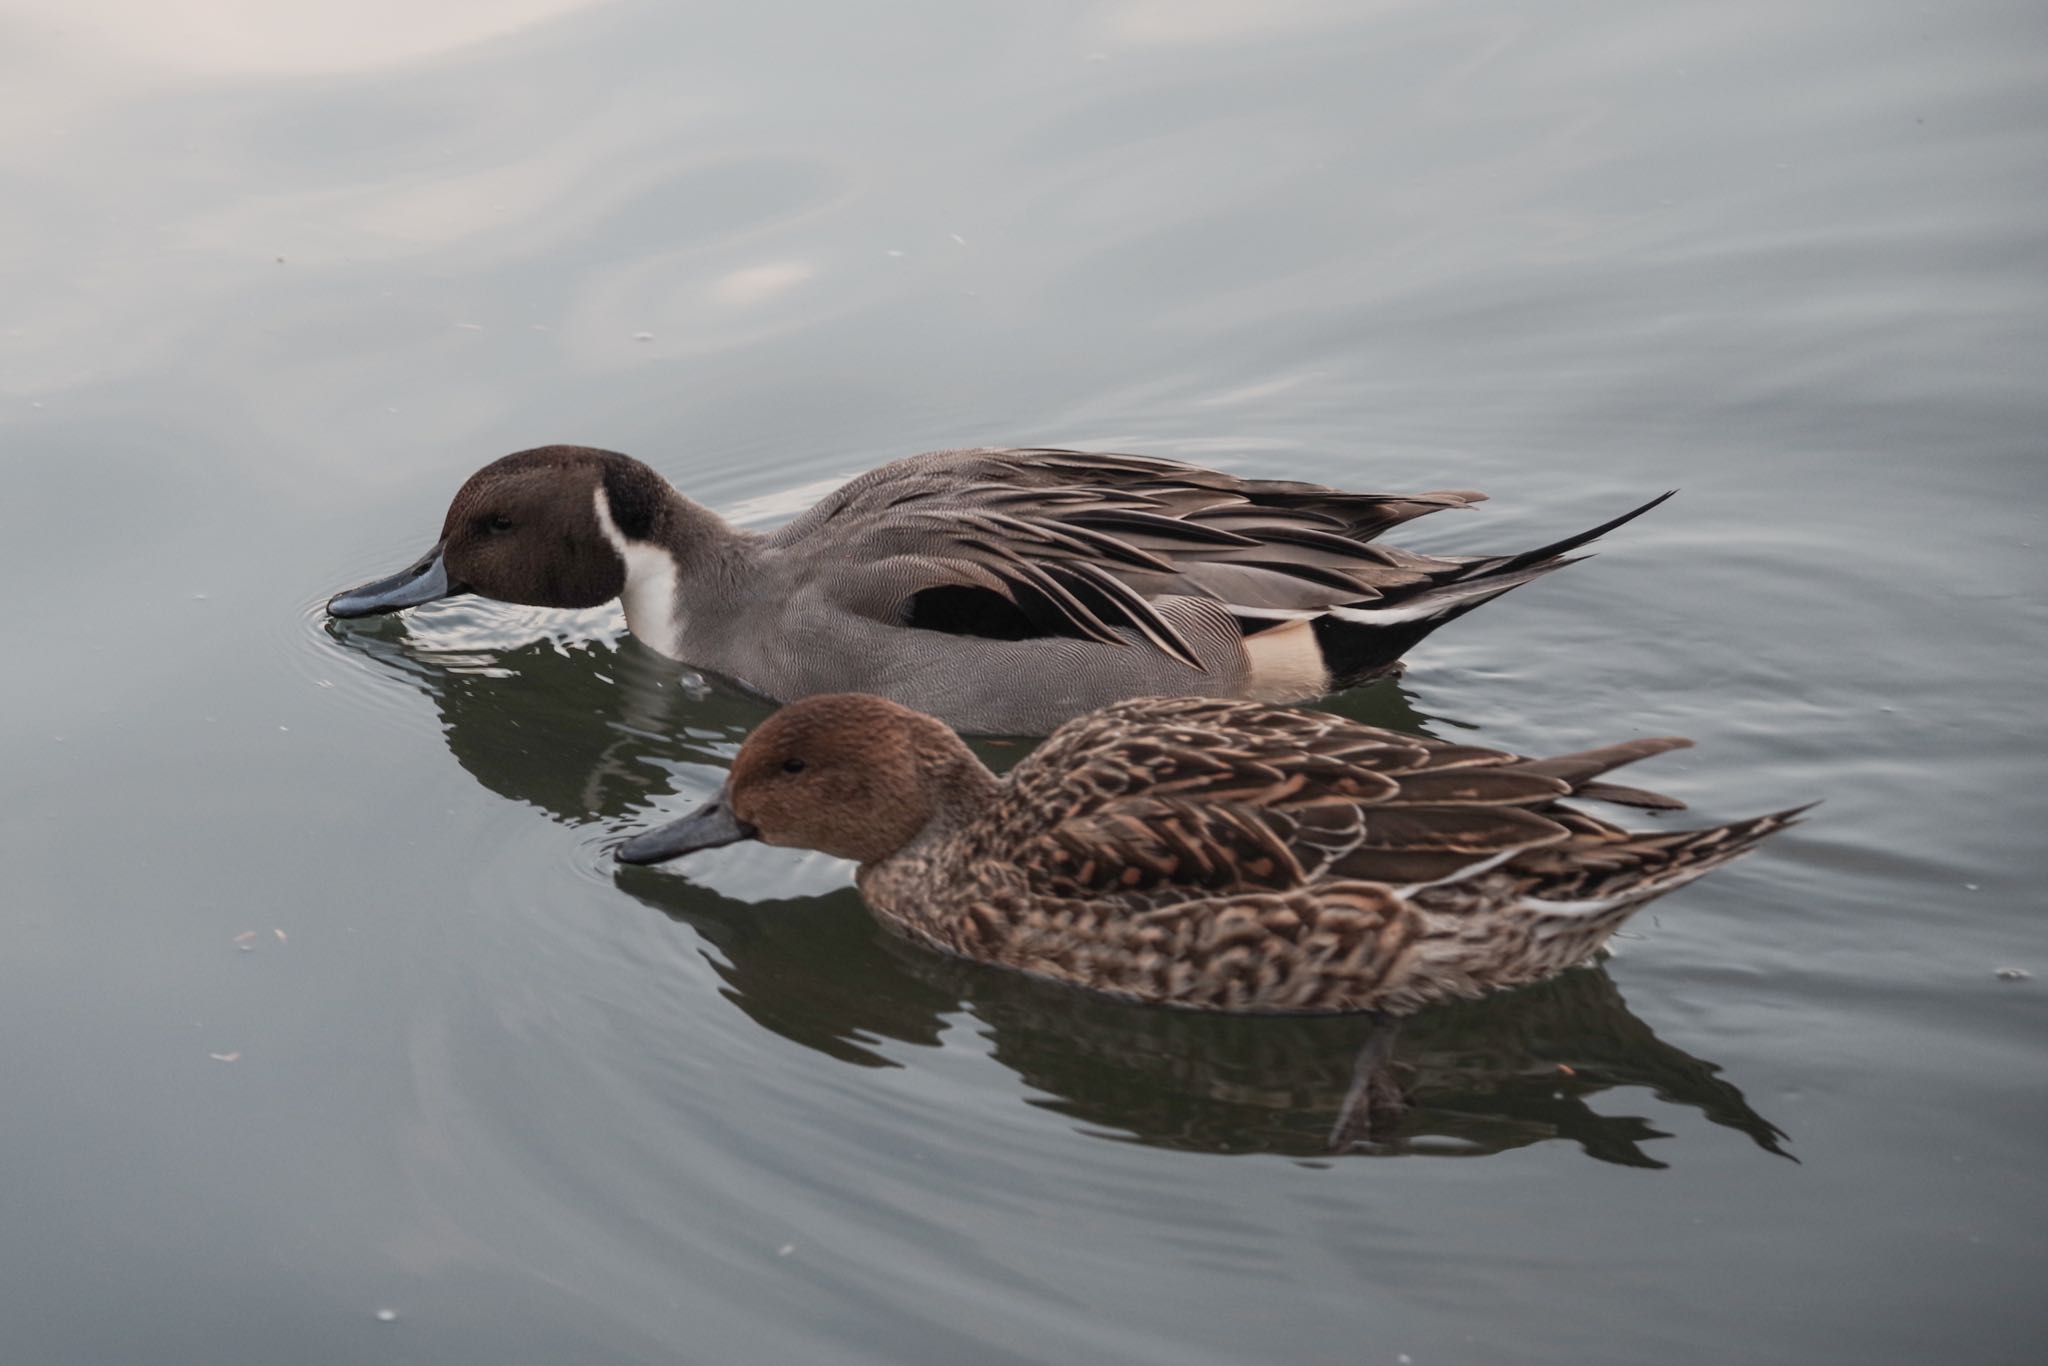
[1310,491,1676,687]
[1458,489,1678,581]
[1530,803,1815,921]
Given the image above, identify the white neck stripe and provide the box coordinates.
[592,485,685,660]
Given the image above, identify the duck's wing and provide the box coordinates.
[996,697,1696,896]
[769,448,1484,669]
[1024,794,1572,900]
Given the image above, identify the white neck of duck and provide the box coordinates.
[591,484,684,656]
[591,483,758,662]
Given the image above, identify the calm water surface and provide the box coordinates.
[3,2,2045,1362]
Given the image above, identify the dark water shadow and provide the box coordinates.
[327,613,773,820]
[328,617,1790,1165]
[617,871,1790,1167]
[328,612,1450,811]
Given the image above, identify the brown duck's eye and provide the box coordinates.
[487,515,514,533]
[781,757,806,774]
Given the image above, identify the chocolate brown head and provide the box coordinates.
[616,695,989,868]
[327,446,676,617]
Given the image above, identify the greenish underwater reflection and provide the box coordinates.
[329,613,1788,1166]
[328,610,775,820]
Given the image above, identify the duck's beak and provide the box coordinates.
[327,544,461,618]
[616,789,758,865]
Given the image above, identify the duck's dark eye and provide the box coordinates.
[487,515,514,534]
[781,757,806,774]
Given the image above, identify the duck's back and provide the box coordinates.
[968,697,1600,894]
[859,697,1794,1015]
[741,449,1510,733]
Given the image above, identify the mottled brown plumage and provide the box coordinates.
[619,694,1804,1016]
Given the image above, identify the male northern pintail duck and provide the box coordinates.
[616,694,1802,1015]
[329,445,1669,734]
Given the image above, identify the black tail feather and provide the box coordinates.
[1309,491,1676,687]
[1310,606,1474,685]
[1460,489,1677,581]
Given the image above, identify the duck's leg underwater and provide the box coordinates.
[1329,1013,1408,1150]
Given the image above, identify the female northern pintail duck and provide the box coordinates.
[616,694,1802,1016]
[329,445,1668,734]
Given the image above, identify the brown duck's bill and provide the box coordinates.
[616,791,758,865]
[327,544,463,618]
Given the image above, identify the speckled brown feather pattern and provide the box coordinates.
[851,696,1802,1015]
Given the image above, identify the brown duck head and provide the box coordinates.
[326,445,677,618]
[617,694,991,867]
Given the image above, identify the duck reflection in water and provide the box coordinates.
[324,610,1790,1163]
[615,875,1790,1166]
[324,605,771,820]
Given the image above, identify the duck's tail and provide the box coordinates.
[1308,491,1676,687]
[1535,804,1814,920]
[1502,802,1812,978]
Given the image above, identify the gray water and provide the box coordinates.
[4,2,2046,1362]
